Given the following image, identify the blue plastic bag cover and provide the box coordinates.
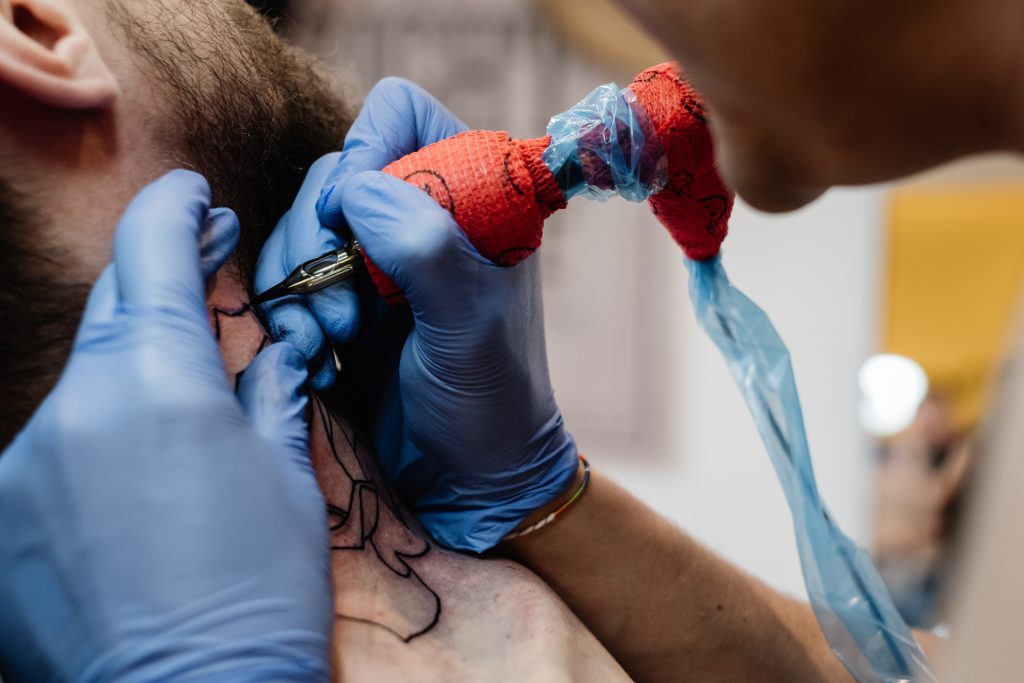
[686,255,935,683]
[543,82,668,203]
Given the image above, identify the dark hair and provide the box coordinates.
[246,0,290,24]
[0,180,89,448]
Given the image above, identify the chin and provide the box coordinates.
[714,132,828,213]
[736,181,826,213]
[720,157,827,213]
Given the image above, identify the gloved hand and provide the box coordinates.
[254,152,361,390]
[0,171,331,681]
[257,78,580,552]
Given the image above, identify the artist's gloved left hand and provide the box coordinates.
[0,171,331,681]
[257,78,580,552]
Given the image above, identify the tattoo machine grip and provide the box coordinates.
[365,62,734,304]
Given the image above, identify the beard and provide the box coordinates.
[107,0,355,281]
[0,0,354,447]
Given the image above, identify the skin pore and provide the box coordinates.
[0,0,626,679]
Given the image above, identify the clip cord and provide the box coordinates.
[686,256,934,683]
[543,82,668,203]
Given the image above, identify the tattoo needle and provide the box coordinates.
[254,242,365,305]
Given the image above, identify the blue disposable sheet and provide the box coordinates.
[686,256,935,683]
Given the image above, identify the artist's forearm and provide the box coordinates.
[501,470,851,683]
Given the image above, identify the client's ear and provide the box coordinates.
[0,0,118,108]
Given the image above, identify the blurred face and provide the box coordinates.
[619,0,1021,211]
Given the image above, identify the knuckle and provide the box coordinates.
[393,221,454,267]
[309,152,342,179]
[375,76,417,99]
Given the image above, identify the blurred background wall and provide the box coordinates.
[279,0,1024,608]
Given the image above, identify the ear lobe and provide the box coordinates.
[0,0,118,109]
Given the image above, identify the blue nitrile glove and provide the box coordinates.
[317,79,578,552]
[255,79,470,391]
[254,152,361,391]
[0,171,331,682]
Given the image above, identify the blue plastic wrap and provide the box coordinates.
[544,75,933,682]
[686,256,935,682]
[543,82,668,203]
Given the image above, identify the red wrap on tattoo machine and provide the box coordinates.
[363,62,733,304]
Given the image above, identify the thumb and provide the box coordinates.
[341,170,497,328]
[199,207,240,280]
[114,170,212,323]
[237,343,312,472]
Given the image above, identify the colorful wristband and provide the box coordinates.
[503,455,590,541]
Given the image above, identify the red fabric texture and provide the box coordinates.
[630,62,734,261]
[367,132,566,303]
[363,62,732,303]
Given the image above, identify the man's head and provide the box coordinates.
[0,0,354,445]
[619,0,1024,211]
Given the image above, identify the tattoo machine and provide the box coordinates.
[256,62,729,304]
[259,62,933,682]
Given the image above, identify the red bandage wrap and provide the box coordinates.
[371,134,565,303]
[630,63,734,261]
[365,62,733,303]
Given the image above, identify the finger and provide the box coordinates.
[200,207,240,280]
[73,265,118,348]
[257,294,336,392]
[317,78,468,230]
[255,154,358,328]
[254,159,352,387]
[285,153,361,345]
[340,171,495,327]
[114,169,211,322]
[307,284,360,346]
[254,240,337,392]
[236,342,312,470]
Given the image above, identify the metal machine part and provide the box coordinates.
[254,241,365,304]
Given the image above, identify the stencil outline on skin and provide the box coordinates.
[209,297,443,643]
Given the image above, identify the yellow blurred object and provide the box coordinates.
[885,184,1024,429]
[535,0,670,80]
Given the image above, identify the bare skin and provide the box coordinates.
[502,467,854,683]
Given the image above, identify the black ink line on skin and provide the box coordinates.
[313,395,442,642]
[211,303,255,341]
[210,303,272,389]
[209,299,443,643]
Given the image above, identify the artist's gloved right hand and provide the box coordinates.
[260,79,580,552]
[337,169,581,553]
[0,171,330,682]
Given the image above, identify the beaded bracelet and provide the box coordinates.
[503,455,590,541]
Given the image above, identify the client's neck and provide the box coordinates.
[206,264,443,644]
